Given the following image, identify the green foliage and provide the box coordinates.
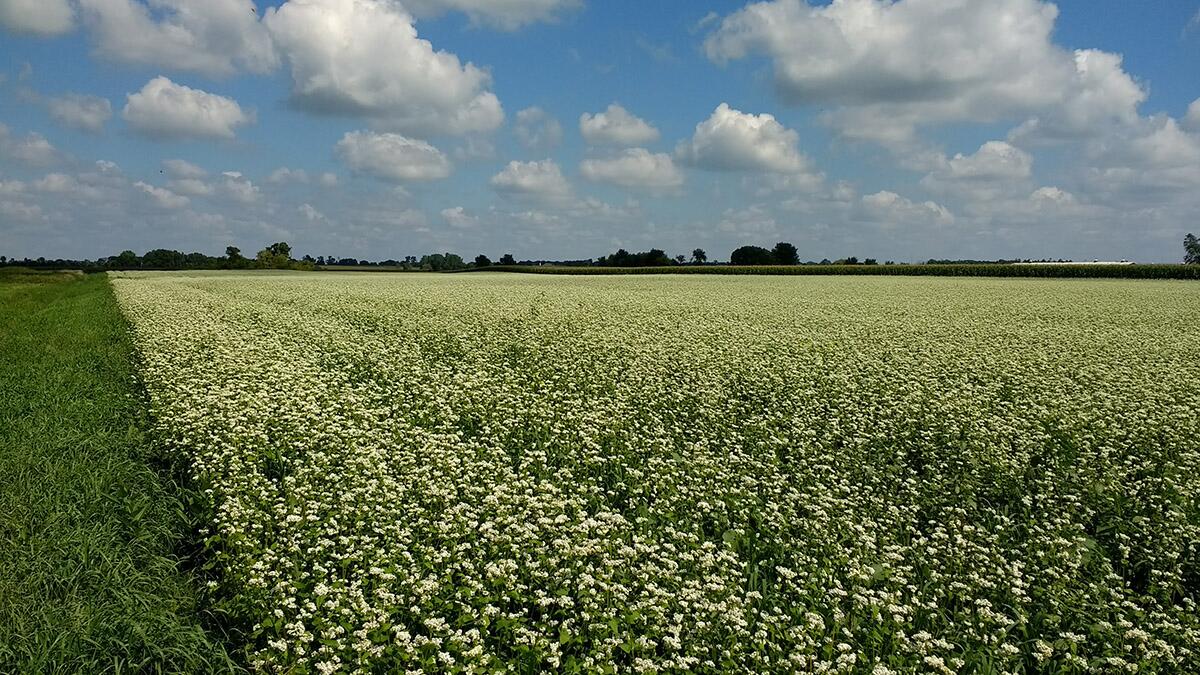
[595,248,674,267]
[474,254,493,267]
[692,248,707,264]
[255,242,295,270]
[771,241,799,265]
[730,245,776,265]
[0,274,235,673]
[420,252,467,271]
[1185,233,1200,265]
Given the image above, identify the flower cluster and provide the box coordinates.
[112,272,1200,673]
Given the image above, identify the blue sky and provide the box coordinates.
[1,0,1198,262]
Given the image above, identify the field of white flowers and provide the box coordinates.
[112,272,1200,674]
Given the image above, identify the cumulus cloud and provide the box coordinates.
[580,103,660,147]
[336,130,452,182]
[264,0,503,137]
[0,125,61,167]
[299,203,329,222]
[78,0,277,77]
[676,103,811,173]
[318,172,339,187]
[862,190,954,226]
[47,94,113,134]
[1082,116,1200,202]
[705,0,1145,147]
[402,0,580,30]
[1184,99,1200,132]
[220,171,261,203]
[441,206,477,228]
[490,159,571,200]
[0,0,75,36]
[920,141,1033,200]
[268,167,310,184]
[123,77,254,140]
[134,180,190,208]
[514,107,563,153]
[162,158,207,179]
[580,148,683,190]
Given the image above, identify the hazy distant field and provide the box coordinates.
[112,272,1200,673]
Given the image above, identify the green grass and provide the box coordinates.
[0,273,236,673]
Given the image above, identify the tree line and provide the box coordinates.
[5,235,1199,272]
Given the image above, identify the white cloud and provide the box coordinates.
[220,172,261,203]
[167,178,214,196]
[1082,116,1200,202]
[514,107,563,152]
[1184,99,1200,132]
[318,172,339,187]
[402,0,580,30]
[705,0,1146,147]
[335,130,452,182]
[580,148,683,190]
[0,124,62,166]
[490,159,571,200]
[1008,50,1146,144]
[441,206,477,228]
[268,167,310,184]
[0,0,75,36]
[1030,186,1077,207]
[123,77,254,140]
[579,103,659,147]
[676,103,810,173]
[862,190,954,226]
[33,173,105,199]
[0,199,45,223]
[264,0,503,137]
[162,158,207,179]
[134,180,190,208]
[716,204,778,239]
[78,0,276,77]
[47,94,113,133]
[920,141,1033,201]
[299,203,329,222]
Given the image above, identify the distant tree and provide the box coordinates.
[475,254,492,267]
[419,252,467,271]
[730,245,775,265]
[499,253,517,265]
[142,248,185,269]
[772,242,799,265]
[863,258,878,265]
[674,254,686,265]
[691,248,707,265]
[0,256,6,265]
[1186,233,1200,264]
[113,250,140,269]
[256,241,294,269]
[225,246,242,260]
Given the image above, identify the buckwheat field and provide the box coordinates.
[111,272,1200,674]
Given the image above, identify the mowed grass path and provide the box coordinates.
[0,271,234,673]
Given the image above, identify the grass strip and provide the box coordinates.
[0,272,236,673]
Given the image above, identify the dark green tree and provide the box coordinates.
[1185,233,1200,264]
[474,254,492,267]
[691,248,707,264]
[772,242,799,265]
[730,245,775,265]
[499,253,517,265]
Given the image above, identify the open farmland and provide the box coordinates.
[111,272,1200,674]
